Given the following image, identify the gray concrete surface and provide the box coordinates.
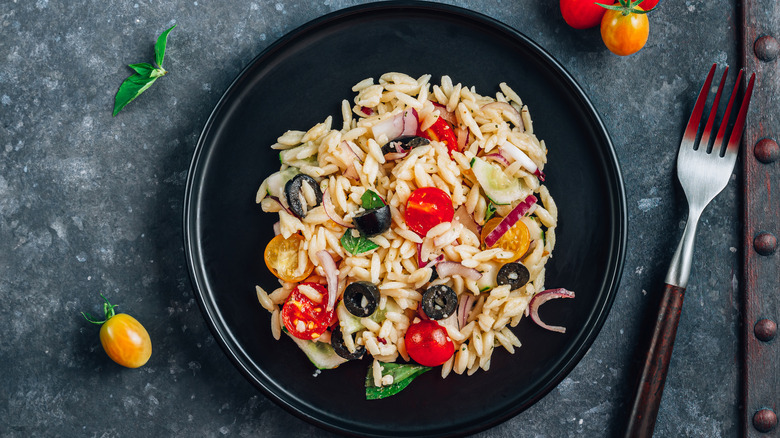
[0,0,744,436]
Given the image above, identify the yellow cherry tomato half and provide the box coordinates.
[600,7,649,56]
[82,295,152,368]
[480,217,531,262]
[100,313,152,368]
[264,233,314,282]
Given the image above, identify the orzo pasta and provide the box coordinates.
[256,73,574,399]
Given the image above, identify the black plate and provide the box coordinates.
[184,2,626,437]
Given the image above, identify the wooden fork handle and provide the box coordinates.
[623,283,687,438]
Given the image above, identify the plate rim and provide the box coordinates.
[183,1,627,436]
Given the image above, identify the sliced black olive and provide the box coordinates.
[343,281,380,317]
[428,266,439,283]
[496,263,530,290]
[380,135,430,155]
[353,205,391,237]
[284,174,321,218]
[422,285,457,320]
[330,324,365,360]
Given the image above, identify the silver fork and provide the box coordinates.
[624,64,755,438]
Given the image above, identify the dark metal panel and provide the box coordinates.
[742,0,780,436]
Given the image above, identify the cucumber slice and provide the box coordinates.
[470,157,523,205]
[285,331,348,370]
[337,301,364,335]
[476,262,499,292]
[265,167,299,199]
[336,296,401,335]
[279,143,318,166]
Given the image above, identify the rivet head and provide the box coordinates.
[753,409,778,433]
[754,232,778,256]
[754,319,777,342]
[755,139,780,163]
[755,35,780,62]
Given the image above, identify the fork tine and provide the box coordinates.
[699,67,729,152]
[724,72,756,156]
[712,69,744,155]
[682,64,717,145]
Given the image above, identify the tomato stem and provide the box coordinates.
[596,0,654,15]
[81,293,118,325]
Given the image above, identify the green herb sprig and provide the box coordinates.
[113,24,176,116]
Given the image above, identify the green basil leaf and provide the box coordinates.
[361,190,385,210]
[340,230,379,255]
[112,74,157,117]
[128,62,155,76]
[154,24,176,68]
[365,362,431,400]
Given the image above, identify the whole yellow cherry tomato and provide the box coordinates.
[82,295,152,368]
[600,5,649,56]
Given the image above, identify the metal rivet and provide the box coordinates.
[755,139,780,163]
[755,36,780,62]
[753,409,778,433]
[754,319,777,342]
[754,232,778,256]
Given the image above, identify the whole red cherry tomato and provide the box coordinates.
[638,0,659,9]
[418,116,459,154]
[404,320,455,367]
[82,294,152,368]
[404,187,454,236]
[282,283,335,340]
[560,0,611,29]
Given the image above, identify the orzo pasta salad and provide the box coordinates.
[255,73,574,400]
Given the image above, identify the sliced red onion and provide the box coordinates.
[322,188,353,228]
[485,152,511,167]
[272,221,281,236]
[436,261,482,281]
[457,293,475,330]
[344,164,360,180]
[384,151,409,161]
[341,140,362,161]
[267,196,294,216]
[499,143,546,181]
[338,141,362,180]
[371,112,405,141]
[528,288,575,333]
[432,102,457,125]
[360,106,374,116]
[453,205,481,238]
[424,254,444,269]
[316,250,339,311]
[483,195,537,248]
[455,126,469,151]
[481,102,523,129]
[401,108,419,136]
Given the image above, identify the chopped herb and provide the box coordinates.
[361,190,386,210]
[485,202,497,221]
[365,362,431,400]
[340,230,379,255]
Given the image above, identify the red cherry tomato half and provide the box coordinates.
[281,283,334,340]
[419,116,459,154]
[560,0,610,30]
[404,187,455,236]
[404,320,455,367]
